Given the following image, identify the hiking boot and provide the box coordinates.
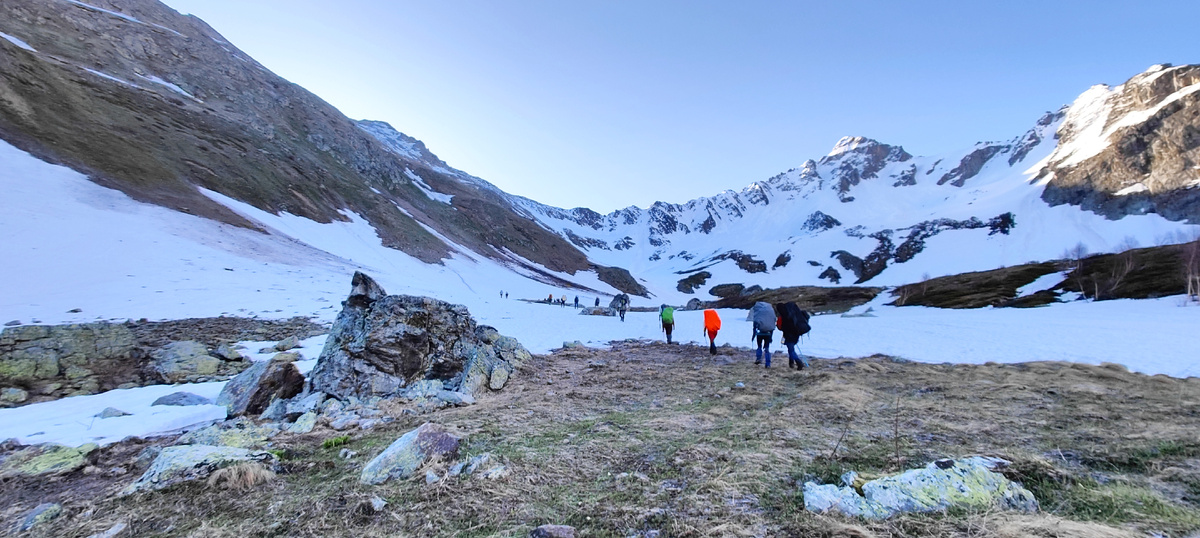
[709,344,717,355]
[754,359,762,365]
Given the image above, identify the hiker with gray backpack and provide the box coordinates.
[749,301,776,368]
[775,302,811,369]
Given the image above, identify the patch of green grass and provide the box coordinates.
[1082,440,1200,473]
[321,435,351,449]
[1062,481,1200,531]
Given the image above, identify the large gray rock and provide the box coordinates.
[216,358,304,416]
[360,422,460,485]
[0,443,97,478]
[121,445,277,495]
[803,456,1038,519]
[309,272,530,400]
[153,341,221,383]
[530,524,576,538]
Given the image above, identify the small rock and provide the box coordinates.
[85,522,128,538]
[530,524,576,538]
[133,446,161,470]
[0,443,97,477]
[4,320,20,326]
[151,392,212,406]
[96,407,131,418]
[152,341,221,383]
[214,343,244,361]
[271,351,302,363]
[436,390,476,406]
[369,495,388,512]
[358,418,380,430]
[330,414,361,431]
[425,469,440,484]
[480,465,509,480]
[562,341,584,349]
[586,360,607,368]
[39,383,62,395]
[115,383,138,390]
[175,420,280,449]
[320,398,345,415]
[733,382,745,390]
[1,387,29,404]
[67,308,83,313]
[339,448,358,459]
[19,503,63,531]
[274,336,301,351]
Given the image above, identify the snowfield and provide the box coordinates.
[1,136,1198,447]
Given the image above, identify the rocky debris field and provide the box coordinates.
[2,338,1198,537]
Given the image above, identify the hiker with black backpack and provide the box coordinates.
[775,302,811,369]
[659,304,675,344]
[749,301,776,368]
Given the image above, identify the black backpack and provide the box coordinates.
[782,302,811,336]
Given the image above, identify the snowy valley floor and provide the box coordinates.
[4,341,1199,537]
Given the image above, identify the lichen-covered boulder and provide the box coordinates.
[216,358,304,416]
[803,456,1038,519]
[175,419,280,449]
[121,445,276,495]
[18,503,63,532]
[309,272,530,400]
[0,443,98,477]
[151,391,212,406]
[360,422,460,485]
[152,341,220,383]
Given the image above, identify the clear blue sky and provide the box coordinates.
[162,0,1196,213]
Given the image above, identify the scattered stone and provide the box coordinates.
[309,272,530,400]
[360,422,460,485]
[121,445,277,495]
[259,398,288,421]
[213,343,244,361]
[39,383,62,395]
[286,392,327,418]
[733,382,745,390]
[358,418,380,430]
[488,365,511,390]
[19,503,63,532]
[562,341,584,349]
[271,351,302,363]
[425,469,440,484]
[530,524,576,538]
[4,320,19,327]
[1,387,29,404]
[274,336,300,351]
[67,308,83,313]
[216,359,304,416]
[286,411,318,434]
[85,522,128,538]
[152,341,221,383]
[402,380,443,400]
[803,456,1038,519]
[0,443,97,477]
[369,495,388,512]
[320,398,345,416]
[175,419,280,449]
[480,465,510,480]
[577,306,615,316]
[586,360,607,369]
[436,390,476,406]
[463,453,493,476]
[151,391,212,406]
[330,414,361,431]
[339,448,358,459]
[96,407,131,418]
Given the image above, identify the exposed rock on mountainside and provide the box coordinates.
[0,0,607,281]
[309,272,530,401]
[1040,64,1200,223]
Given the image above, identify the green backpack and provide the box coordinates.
[660,307,674,323]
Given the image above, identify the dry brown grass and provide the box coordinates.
[206,462,277,491]
[3,341,1199,537]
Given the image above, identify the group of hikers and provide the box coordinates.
[659,301,811,369]
[540,293,602,309]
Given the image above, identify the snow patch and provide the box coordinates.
[405,168,454,204]
[134,73,197,100]
[0,31,36,52]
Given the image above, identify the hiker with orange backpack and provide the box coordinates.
[703,309,721,355]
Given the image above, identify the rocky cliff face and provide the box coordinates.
[1039,64,1200,223]
[0,0,596,279]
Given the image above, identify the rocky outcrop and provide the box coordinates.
[676,271,711,294]
[0,323,137,401]
[1040,64,1200,223]
[152,341,222,383]
[309,272,530,401]
[360,422,460,485]
[803,456,1038,519]
[0,443,97,478]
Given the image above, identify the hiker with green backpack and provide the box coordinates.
[659,304,675,344]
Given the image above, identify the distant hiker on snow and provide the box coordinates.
[775,302,811,369]
[659,304,675,344]
[574,296,580,308]
[612,294,630,322]
[750,301,776,368]
[703,309,721,355]
[595,297,600,307]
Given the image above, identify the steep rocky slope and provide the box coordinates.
[0,0,629,293]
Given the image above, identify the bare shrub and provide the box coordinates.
[206,462,276,491]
